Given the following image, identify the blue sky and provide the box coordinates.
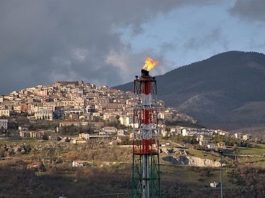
[119,0,265,72]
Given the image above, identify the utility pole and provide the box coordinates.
[219,150,223,198]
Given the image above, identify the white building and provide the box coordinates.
[242,134,250,141]
[119,116,130,126]
[181,128,189,136]
[197,135,205,146]
[0,109,10,117]
[117,129,125,136]
[210,181,219,188]
[72,161,84,167]
[158,112,165,119]
[79,133,90,140]
[234,133,242,139]
[207,143,216,149]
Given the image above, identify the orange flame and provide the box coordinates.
[142,57,159,71]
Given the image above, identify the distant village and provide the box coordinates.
[0,81,261,150]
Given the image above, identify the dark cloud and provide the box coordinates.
[230,0,265,22]
[0,0,213,93]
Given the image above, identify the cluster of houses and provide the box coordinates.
[18,123,129,144]
[0,81,192,126]
[0,81,196,137]
[160,125,254,150]
[0,81,256,148]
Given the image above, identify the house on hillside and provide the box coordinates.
[34,109,53,120]
[101,126,117,134]
[79,133,90,140]
[19,131,30,138]
[117,129,125,136]
[181,128,189,136]
[0,109,10,117]
[242,134,251,141]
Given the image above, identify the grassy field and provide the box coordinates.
[235,144,265,168]
[0,139,265,197]
[238,144,265,155]
[0,159,240,198]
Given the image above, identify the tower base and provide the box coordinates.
[131,153,160,198]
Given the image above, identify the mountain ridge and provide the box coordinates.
[115,51,265,130]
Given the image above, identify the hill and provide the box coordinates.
[116,51,265,130]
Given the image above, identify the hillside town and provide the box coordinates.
[0,81,191,140]
[0,81,262,153]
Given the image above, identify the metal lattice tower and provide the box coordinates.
[131,69,161,198]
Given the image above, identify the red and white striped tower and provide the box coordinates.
[132,69,160,198]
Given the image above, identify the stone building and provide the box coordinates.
[34,109,53,120]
